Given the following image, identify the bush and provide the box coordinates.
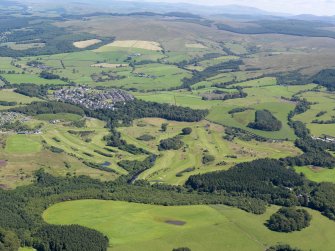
[266,244,302,251]
[267,207,311,232]
[181,127,192,135]
[159,136,184,151]
[202,154,215,164]
[172,248,191,251]
[137,134,155,141]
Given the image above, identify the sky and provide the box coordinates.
[139,0,335,16]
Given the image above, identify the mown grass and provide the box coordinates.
[294,166,335,183]
[43,200,335,251]
[5,135,42,154]
[34,113,82,122]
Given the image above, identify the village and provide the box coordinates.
[53,86,134,110]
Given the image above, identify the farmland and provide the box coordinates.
[43,200,335,251]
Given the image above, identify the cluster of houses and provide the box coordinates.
[312,135,335,144]
[0,31,10,43]
[27,61,53,71]
[133,72,157,79]
[127,53,141,61]
[53,87,134,110]
[0,112,27,127]
[0,112,41,134]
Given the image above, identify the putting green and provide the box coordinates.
[43,200,335,251]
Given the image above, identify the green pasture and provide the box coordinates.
[34,113,82,122]
[134,91,222,109]
[1,74,65,85]
[294,91,335,137]
[43,200,335,251]
[0,89,41,110]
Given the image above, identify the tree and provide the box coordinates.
[0,228,20,251]
[202,154,215,164]
[172,248,191,251]
[161,123,168,132]
[182,127,192,135]
[266,244,302,251]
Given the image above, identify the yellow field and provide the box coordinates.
[91,63,129,68]
[105,40,162,51]
[73,39,102,48]
[185,43,207,49]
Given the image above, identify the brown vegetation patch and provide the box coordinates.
[0,160,7,167]
[73,39,102,48]
[165,220,186,226]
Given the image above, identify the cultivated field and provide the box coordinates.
[105,40,162,51]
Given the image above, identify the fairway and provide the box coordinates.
[43,200,335,251]
[5,134,42,154]
[119,118,300,185]
[294,166,335,183]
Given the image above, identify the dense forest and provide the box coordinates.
[10,101,85,116]
[85,99,209,127]
[217,20,335,38]
[311,69,335,91]
[0,16,113,57]
[248,110,282,131]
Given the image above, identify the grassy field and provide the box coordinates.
[43,200,335,251]
[5,135,42,154]
[0,89,41,110]
[294,90,335,137]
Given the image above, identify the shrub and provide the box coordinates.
[159,136,184,151]
[202,154,215,164]
[137,134,155,141]
[181,127,192,135]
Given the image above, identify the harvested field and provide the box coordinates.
[105,40,162,51]
[73,39,102,48]
[185,43,207,49]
